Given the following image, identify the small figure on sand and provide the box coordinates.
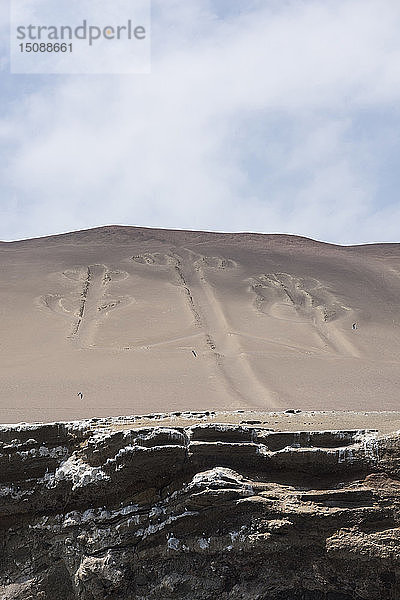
[77,392,84,400]
[352,322,357,330]
[192,350,197,357]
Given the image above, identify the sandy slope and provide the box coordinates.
[1,225,400,423]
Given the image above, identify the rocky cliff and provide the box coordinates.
[1,416,400,600]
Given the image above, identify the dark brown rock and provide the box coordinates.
[0,420,399,599]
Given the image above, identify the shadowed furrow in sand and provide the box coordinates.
[70,266,91,337]
[68,265,130,348]
[70,265,107,346]
[130,249,276,408]
[178,249,277,408]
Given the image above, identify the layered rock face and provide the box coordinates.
[1,419,400,600]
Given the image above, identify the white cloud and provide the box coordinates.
[1,0,400,242]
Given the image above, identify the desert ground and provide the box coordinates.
[100,410,400,436]
[1,225,400,423]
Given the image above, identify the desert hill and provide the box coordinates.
[1,226,400,423]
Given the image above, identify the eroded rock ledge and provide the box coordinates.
[1,415,400,600]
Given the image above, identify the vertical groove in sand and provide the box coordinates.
[70,265,108,348]
[70,266,91,337]
[172,249,277,409]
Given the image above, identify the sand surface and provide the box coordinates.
[1,225,400,423]
[94,410,400,436]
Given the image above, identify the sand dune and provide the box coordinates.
[1,225,400,423]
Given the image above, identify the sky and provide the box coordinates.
[1,0,400,244]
